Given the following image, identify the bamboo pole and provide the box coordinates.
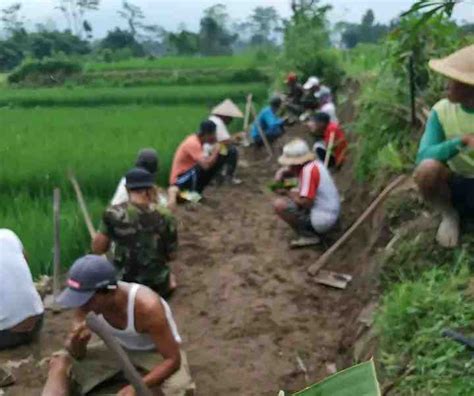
[69,171,96,239]
[250,103,273,159]
[86,313,153,396]
[243,94,252,132]
[52,188,61,312]
[308,175,408,276]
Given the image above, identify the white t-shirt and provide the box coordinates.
[111,177,128,206]
[209,115,231,142]
[320,102,338,123]
[0,229,44,330]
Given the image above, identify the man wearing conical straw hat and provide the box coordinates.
[209,99,244,185]
[415,45,474,248]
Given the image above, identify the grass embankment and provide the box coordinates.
[0,83,267,108]
[0,102,253,277]
[373,196,474,394]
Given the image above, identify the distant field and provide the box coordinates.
[84,53,270,72]
[342,43,385,77]
[0,83,268,107]
[1,104,235,276]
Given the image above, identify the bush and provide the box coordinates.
[8,58,82,86]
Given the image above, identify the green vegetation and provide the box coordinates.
[0,104,226,276]
[0,83,266,108]
[85,53,270,72]
[376,204,474,394]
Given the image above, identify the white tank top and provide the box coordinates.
[96,283,182,351]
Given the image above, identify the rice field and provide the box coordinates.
[84,52,271,72]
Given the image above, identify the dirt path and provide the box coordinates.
[1,114,387,395]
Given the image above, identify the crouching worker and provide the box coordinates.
[209,99,245,184]
[0,229,44,350]
[169,120,225,198]
[93,167,178,298]
[250,96,286,146]
[414,45,474,248]
[308,112,348,169]
[273,139,341,248]
[42,255,195,396]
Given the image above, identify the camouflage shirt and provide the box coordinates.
[99,202,177,296]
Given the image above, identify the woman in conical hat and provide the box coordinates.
[414,45,474,248]
[208,99,244,185]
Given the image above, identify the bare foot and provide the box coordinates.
[436,209,460,248]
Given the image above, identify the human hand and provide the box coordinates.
[65,322,91,359]
[117,385,136,396]
[462,134,474,148]
[274,167,288,181]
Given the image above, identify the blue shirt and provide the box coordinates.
[250,106,284,141]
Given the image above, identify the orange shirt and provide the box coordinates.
[324,122,348,166]
[169,134,204,185]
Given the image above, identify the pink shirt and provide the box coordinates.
[169,134,204,184]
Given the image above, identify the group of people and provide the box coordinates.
[2,44,472,395]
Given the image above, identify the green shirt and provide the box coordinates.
[417,99,474,176]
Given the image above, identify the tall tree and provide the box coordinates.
[56,0,100,38]
[1,3,24,36]
[249,6,280,45]
[199,3,236,55]
[117,0,144,38]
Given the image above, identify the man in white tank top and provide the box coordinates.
[273,139,341,248]
[43,255,195,396]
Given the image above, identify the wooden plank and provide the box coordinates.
[308,175,408,276]
[324,131,335,168]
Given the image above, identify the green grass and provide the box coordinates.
[85,53,270,73]
[341,43,385,78]
[0,103,252,277]
[0,83,267,108]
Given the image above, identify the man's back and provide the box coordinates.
[169,134,203,185]
[99,202,177,294]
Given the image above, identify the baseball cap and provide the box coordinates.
[135,148,158,176]
[303,76,320,90]
[57,255,118,309]
[125,167,155,190]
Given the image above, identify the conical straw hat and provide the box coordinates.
[429,45,474,86]
[211,99,244,118]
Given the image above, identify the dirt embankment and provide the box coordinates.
[1,88,394,395]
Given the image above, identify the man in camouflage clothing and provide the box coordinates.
[92,167,177,297]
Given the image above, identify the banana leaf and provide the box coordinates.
[279,360,381,396]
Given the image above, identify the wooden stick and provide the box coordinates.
[243,94,252,132]
[69,171,96,239]
[324,131,336,168]
[52,188,61,311]
[86,313,153,396]
[308,175,408,276]
[250,103,273,159]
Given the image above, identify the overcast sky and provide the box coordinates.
[14,0,474,38]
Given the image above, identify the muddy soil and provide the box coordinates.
[1,107,390,395]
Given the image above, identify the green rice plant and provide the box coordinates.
[0,83,267,108]
[84,53,270,73]
[0,102,256,277]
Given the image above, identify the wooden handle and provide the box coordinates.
[52,188,61,310]
[85,313,153,396]
[243,94,252,132]
[324,132,336,168]
[69,172,97,239]
[308,175,408,275]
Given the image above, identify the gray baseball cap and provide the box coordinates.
[136,148,158,176]
[57,255,118,309]
[125,167,155,190]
